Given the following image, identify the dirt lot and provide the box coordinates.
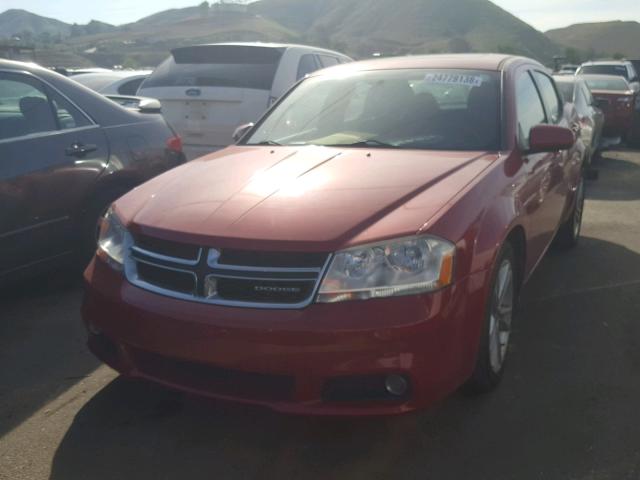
[2,148,640,480]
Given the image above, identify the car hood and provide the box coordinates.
[116,146,495,251]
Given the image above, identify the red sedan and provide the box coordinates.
[582,74,639,141]
[83,54,585,415]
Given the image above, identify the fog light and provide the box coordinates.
[385,374,408,396]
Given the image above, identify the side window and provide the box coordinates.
[296,54,319,81]
[48,90,91,130]
[516,72,546,149]
[532,71,563,123]
[318,55,340,68]
[0,74,57,141]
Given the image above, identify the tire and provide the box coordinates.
[465,242,518,394]
[75,186,131,268]
[554,173,585,250]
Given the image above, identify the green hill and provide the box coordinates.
[1,1,564,68]
[0,9,71,38]
[250,0,561,60]
[546,21,640,59]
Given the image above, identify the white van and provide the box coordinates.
[139,43,352,159]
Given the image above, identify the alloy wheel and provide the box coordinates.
[489,259,514,373]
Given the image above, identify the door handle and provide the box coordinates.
[65,142,98,158]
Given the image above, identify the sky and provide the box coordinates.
[0,0,638,32]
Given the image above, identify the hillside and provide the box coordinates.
[250,0,561,60]
[0,9,70,38]
[65,11,296,68]
[1,0,563,68]
[546,21,640,59]
[0,9,116,40]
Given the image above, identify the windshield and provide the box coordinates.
[579,64,629,79]
[246,69,501,151]
[141,45,284,90]
[583,76,630,91]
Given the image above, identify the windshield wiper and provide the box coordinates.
[252,140,282,146]
[328,139,401,149]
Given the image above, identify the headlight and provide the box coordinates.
[317,236,455,303]
[96,207,132,271]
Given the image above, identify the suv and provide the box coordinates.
[577,60,640,92]
[138,43,352,159]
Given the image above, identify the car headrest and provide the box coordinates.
[19,96,57,132]
[467,84,498,115]
[364,80,416,118]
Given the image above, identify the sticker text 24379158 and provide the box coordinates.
[424,73,484,87]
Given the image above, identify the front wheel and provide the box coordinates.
[554,175,585,250]
[465,242,517,393]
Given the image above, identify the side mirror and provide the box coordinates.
[233,123,254,143]
[528,124,575,153]
[138,98,162,114]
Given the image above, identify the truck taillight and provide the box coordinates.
[166,136,183,153]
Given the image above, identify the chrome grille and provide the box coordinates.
[126,236,331,309]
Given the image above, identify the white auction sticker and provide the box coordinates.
[424,73,484,87]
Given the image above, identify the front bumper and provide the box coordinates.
[82,257,489,415]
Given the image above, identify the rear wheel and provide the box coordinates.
[555,174,585,250]
[465,242,517,393]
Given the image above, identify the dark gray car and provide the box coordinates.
[0,60,185,282]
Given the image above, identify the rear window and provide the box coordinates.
[583,76,630,91]
[141,45,285,90]
[74,75,122,92]
[579,65,629,79]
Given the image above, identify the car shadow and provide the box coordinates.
[48,236,640,480]
[0,269,100,437]
[588,148,640,201]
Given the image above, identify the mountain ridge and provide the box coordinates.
[547,21,640,59]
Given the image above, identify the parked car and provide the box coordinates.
[557,64,579,75]
[577,60,640,92]
[83,54,585,416]
[72,71,152,96]
[554,75,604,162]
[0,60,185,283]
[138,42,352,159]
[51,67,113,77]
[580,74,639,141]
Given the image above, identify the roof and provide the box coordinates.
[581,60,632,66]
[579,73,630,83]
[177,42,351,58]
[552,75,577,82]
[72,71,151,81]
[312,54,539,74]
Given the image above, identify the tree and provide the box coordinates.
[613,52,625,60]
[199,1,210,18]
[564,47,582,65]
[122,56,139,69]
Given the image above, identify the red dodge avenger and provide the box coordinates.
[83,54,585,415]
